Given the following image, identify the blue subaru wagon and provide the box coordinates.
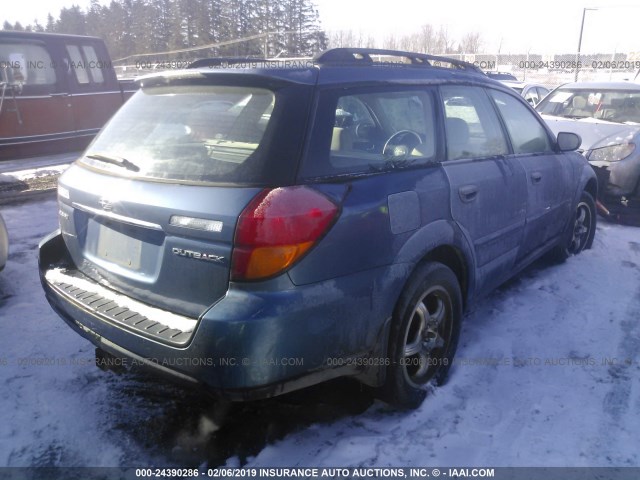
[39,48,597,408]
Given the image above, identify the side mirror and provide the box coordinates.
[557,132,582,152]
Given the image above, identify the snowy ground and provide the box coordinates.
[0,194,639,470]
[0,152,75,177]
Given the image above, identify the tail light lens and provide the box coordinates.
[231,186,339,281]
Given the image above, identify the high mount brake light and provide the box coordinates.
[231,186,339,281]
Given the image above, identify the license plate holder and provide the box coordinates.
[96,223,142,270]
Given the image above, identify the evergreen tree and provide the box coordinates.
[86,0,110,44]
[45,14,56,32]
[56,6,87,35]
[32,20,45,32]
[18,0,328,59]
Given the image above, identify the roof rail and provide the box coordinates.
[187,57,266,68]
[313,48,482,73]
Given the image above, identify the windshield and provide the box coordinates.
[81,84,275,183]
[536,87,640,124]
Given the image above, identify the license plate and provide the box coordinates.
[96,223,142,270]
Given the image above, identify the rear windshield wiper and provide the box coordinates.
[86,153,140,172]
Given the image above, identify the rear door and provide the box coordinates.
[0,36,74,158]
[439,85,527,293]
[488,89,573,260]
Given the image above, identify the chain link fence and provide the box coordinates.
[444,52,640,89]
[114,50,640,90]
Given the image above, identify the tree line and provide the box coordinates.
[2,0,327,60]
[3,1,484,61]
[329,27,482,55]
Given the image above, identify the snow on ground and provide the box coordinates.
[0,196,126,467]
[0,152,75,178]
[244,221,640,467]
[0,194,639,470]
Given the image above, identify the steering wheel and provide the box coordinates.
[354,121,375,139]
[382,130,423,158]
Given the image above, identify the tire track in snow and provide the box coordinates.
[591,241,640,466]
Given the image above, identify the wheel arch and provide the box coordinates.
[418,245,469,310]
[584,176,598,202]
[358,220,475,389]
[394,219,475,310]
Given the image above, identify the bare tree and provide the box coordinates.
[434,26,455,54]
[382,33,398,50]
[399,33,418,52]
[458,32,482,54]
[416,24,435,53]
[328,30,354,48]
[327,24,485,55]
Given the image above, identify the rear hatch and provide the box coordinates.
[56,70,314,319]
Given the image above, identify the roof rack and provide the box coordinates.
[313,48,482,73]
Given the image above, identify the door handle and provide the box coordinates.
[530,172,542,184]
[458,185,478,203]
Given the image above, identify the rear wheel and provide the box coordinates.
[381,262,462,409]
[553,191,596,261]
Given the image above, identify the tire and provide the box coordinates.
[553,191,596,262]
[381,262,462,409]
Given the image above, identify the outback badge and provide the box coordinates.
[172,247,225,264]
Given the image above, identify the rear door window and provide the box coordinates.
[440,85,509,160]
[66,45,90,84]
[64,43,108,86]
[303,87,438,178]
[81,45,104,84]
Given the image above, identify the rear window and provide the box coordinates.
[81,84,276,183]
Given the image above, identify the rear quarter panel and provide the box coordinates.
[289,167,452,286]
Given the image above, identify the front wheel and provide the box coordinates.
[553,191,596,261]
[381,262,462,409]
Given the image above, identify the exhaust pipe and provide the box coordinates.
[596,199,610,217]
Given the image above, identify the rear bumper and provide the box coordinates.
[39,230,402,400]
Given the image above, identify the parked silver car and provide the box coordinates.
[0,213,7,271]
[537,82,640,222]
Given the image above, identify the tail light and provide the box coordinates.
[231,186,339,281]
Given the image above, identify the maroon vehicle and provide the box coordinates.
[0,31,135,160]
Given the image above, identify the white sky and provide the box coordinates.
[2,0,639,54]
